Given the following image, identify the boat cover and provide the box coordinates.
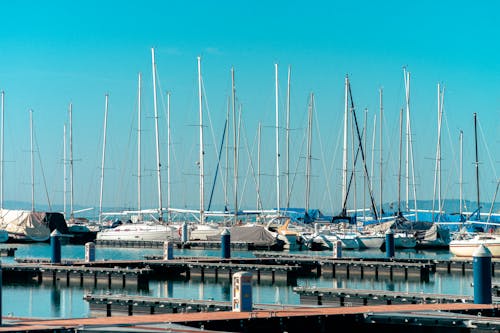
[0,209,68,241]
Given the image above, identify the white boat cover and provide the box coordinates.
[0,209,66,242]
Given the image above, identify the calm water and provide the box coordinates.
[0,244,489,319]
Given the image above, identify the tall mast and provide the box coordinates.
[341,75,349,215]
[167,91,171,222]
[98,94,109,224]
[363,108,368,221]
[137,73,142,220]
[274,63,280,214]
[397,108,403,215]
[197,56,205,224]
[30,109,34,212]
[459,130,463,218]
[257,122,262,211]
[404,69,410,212]
[379,88,383,217]
[370,114,377,207]
[151,47,163,221]
[286,66,291,209]
[224,97,230,211]
[0,91,4,211]
[473,112,480,218]
[305,93,313,212]
[231,67,237,223]
[69,103,74,220]
[63,124,67,218]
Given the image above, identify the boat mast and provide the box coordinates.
[397,108,403,216]
[379,88,383,217]
[305,92,314,212]
[69,103,74,220]
[151,48,163,221]
[167,91,171,222]
[473,112,480,219]
[137,73,142,221]
[98,94,109,224]
[404,69,410,212]
[257,122,262,211]
[197,56,205,224]
[363,108,367,221]
[286,66,291,209]
[0,91,4,211]
[30,109,34,212]
[63,124,67,218]
[275,63,280,215]
[459,130,463,218]
[232,67,237,224]
[341,75,349,215]
[370,114,377,210]
[432,84,444,221]
[224,97,230,211]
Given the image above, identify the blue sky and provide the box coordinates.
[0,1,498,216]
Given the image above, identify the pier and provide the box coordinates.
[2,263,151,289]
[1,303,499,332]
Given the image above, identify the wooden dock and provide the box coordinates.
[293,286,480,307]
[2,303,499,332]
[96,239,282,251]
[84,293,290,316]
[2,263,151,289]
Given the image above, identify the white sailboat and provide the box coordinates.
[449,233,500,257]
[96,49,180,243]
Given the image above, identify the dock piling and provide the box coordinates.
[221,228,231,259]
[473,245,492,304]
[163,241,174,260]
[385,229,395,258]
[50,230,62,264]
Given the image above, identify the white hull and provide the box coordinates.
[189,224,221,241]
[357,234,385,249]
[96,223,180,242]
[449,234,500,257]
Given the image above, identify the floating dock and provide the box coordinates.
[2,263,151,289]
[1,303,499,332]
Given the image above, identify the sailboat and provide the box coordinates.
[96,49,181,243]
[0,108,68,242]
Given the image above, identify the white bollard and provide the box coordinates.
[85,242,96,262]
[232,271,253,312]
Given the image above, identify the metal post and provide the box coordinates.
[221,228,231,259]
[385,229,395,258]
[163,241,173,260]
[181,222,189,244]
[333,240,342,259]
[85,242,95,262]
[473,245,492,304]
[50,230,62,263]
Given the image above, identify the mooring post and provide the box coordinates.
[333,240,342,258]
[85,242,96,263]
[50,229,62,264]
[232,271,252,312]
[385,229,395,258]
[181,222,189,244]
[473,244,492,304]
[163,241,173,260]
[221,228,231,259]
